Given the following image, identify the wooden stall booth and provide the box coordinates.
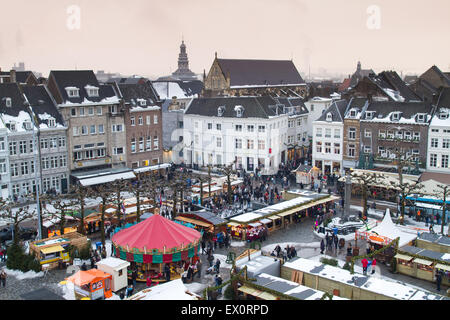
[67,269,113,300]
[30,232,88,270]
[175,211,227,240]
[104,197,154,225]
[96,257,130,292]
[111,214,202,284]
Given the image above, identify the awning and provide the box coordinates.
[238,285,262,296]
[175,216,212,228]
[267,215,281,221]
[79,171,136,187]
[259,218,272,224]
[133,163,171,174]
[41,245,65,254]
[227,222,241,227]
[413,258,433,266]
[248,222,262,228]
[435,263,450,272]
[277,208,298,217]
[394,253,414,261]
[257,291,279,300]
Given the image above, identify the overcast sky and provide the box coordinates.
[1,0,449,79]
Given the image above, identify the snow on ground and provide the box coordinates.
[5,268,44,280]
[262,242,320,255]
[230,241,246,247]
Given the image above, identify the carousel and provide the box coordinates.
[111,214,202,284]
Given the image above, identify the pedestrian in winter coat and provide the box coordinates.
[371,258,377,274]
[214,259,221,274]
[361,258,369,275]
[320,239,325,254]
[436,270,442,291]
[0,269,6,287]
[164,264,171,281]
[333,236,338,252]
[207,254,214,267]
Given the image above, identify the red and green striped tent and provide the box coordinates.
[112,214,202,264]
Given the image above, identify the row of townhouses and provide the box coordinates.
[0,70,164,200]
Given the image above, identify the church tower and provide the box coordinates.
[171,39,198,81]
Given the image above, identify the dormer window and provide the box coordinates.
[235,105,244,118]
[48,118,56,128]
[218,106,225,117]
[439,111,449,120]
[23,121,32,130]
[5,98,12,108]
[365,111,374,120]
[66,87,80,98]
[139,100,147,107]
[9,122,16,132]
[326,113,332,122]
[417,114,425,123]
[349,109,357,117]
[85,86,99,97]
[392,112,401,121]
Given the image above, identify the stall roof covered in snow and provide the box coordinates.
[417,232,450,247]
[284,258,446,300]
[96,257,130,270]
[128,279,199,300]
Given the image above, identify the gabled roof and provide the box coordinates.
[49,70,119,105]
[421,65,450,87]
[185,96,281,119]
[363,101,434,123]
[0,82,27,115]
[216,59,305,87]
[0,71,37,84]
[21,85,65,128]
[437,87,450,108]
[315,99,347,122]
[376,71,422,102]
[117,81,160,106]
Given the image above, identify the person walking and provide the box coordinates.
[126,284,134,298]
[196,260,202,279]
[0,269,6,287]
[371,258,377,274]
[207,254,214,268]
[333,235,338,253]
[320,239,325,254]
[215,274,223,295]
[436,270,442,291]
[164,263,171,282]
[361,258,369,275]
[201,240,206,255]
[214,258,221,274]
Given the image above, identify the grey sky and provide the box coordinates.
[0,0,449,79]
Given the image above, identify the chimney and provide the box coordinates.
[367,93,373,103]
[10,70,16,83]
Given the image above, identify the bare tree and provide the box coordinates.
[219,161,236,205]
[0,200,36,245]
[92,184,115,248]
[433,184,449,235]
[138,173,160,220]
[71,184,94,235]
[350,170,383,219]
[41,194,78,237]
[110,179,127,226]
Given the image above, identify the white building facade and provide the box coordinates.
[305,97,333,138]
[427,106,450,173]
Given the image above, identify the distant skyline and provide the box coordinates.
[1,0,449,80]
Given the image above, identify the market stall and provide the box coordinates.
[104,197,154,225]
[30,232,88,270]
[96,257,130,292]
[111,214,202,284]
[66,269,113,300]
[175,210,227,241]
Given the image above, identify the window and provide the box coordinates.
[46,118,56,128]
[387,130,394,139]
[81,125,88,135]
[97,106,102,115]
[60,156,67,167]
[235,125,242,132]
[97,149,105,158]
[50,138,58,148]
[42,157,49,170]
[316,128,322,137]
[216,154,222,165]
[139,137,144,152]
[348,144,355,157]
[12,184,20,195]
[98,124,104,134]
[0,138,4,151]
[208,123,212,130]
[404,131,411,140]
[431,138,439,148]
[216,124,221,131]
[153,137,159,150]
[258,140,265,150]
[247,139,254,149]
[364,130,372,138]
[146,136,152,151]
[131,138,136,153]
[364,146,371,153]
[325,129,331,138]
[112,124,123,132]
[113,147,124,155]
[50,156,58,169]
[19,141,27,154]
[71,108,77,116]
[326,113,332,122]
[30,160,35,174]
[334,129,340,139]
[138,116,143,125]
[439,112,449,120]
[413,132,420,140]
[392,112,401,121]
[365,112,374,120]
[9,142,17,156]
[417,114,425,122]
[154,115,158,124]
[73,127,79,136]
[217,137,222,148]
[66,88,79,97]
[316,141,322,153]
[11,163,19,177]
[29,140,33,153]
[236,107,244,117]
[349,109,357,117]
[88,107,94,116]
[146,116,151,125]
[9,122,16,132]
[79,107,85,116]
[396,131,403,139]
[21,162,29,175]
[73,151,83,161]
[430,154,437,167]
[140,100,147,107]
[131,117,135,126]
[258,126,265,133]
[218,107,225,117]
[0,159,6,174]
[325,142,331,153]
[431,129,439,133]
[334,143,340,154]
[235,138,242,149]
[247,125,254,132]
[349,128,356,140]
[59,137,66,148]
[443,139,450,149]
[109,105,117,114]
[442,155,449,168]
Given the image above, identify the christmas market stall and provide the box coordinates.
[96,257,130,292]
[175,210,227,241]
[111,214,202,284]
[30,232,88,270]
[104,197,154,225]
[355,209,417,264]
[66,269,113,300]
